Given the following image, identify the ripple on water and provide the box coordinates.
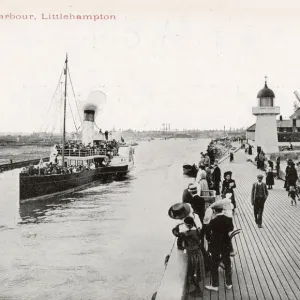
[0,139,210,299]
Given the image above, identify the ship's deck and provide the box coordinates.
[184,148,300,300]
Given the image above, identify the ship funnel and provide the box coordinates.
[81,90,107,146]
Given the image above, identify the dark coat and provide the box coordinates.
[221,179,236,199]
[286,165,298,185]
[266,171,274,186]
[191,194,205,223]
[251,182,268,205]
[268,160,274,169]
[206,214,233,252]
[182,189,193,205]
[212,166,221,183]
[248,146,252,155]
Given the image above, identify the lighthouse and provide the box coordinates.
[82,109,95,146]
[253,77,280,153]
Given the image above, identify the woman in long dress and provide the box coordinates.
[266,166,274,189]
[196,165,209,196]
[221,171,237,211]
[172,217,207,297]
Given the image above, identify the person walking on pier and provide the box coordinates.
[251,174,268,228]
[266,166,274,190]
[248,144,253,155]
[212,160,221,196]
[229,151,234,163]
[276,156,280,179]
[285,159,298,192]
[205,202,233,292]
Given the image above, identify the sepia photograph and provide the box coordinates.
[0,0,300,299]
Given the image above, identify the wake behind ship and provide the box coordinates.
[19,55,134,203]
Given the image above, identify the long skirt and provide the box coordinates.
[197,179,209,196]
[187,248,206,285]
[266,172,274,186]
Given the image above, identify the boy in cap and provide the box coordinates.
[205,202,233,292]
[251,174,268,228]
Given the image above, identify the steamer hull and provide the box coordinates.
[20,165,129,203]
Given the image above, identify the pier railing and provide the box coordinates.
[0,157,50,172]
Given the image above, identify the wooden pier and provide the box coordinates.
[0,157,49,172]
[156,148,300,300]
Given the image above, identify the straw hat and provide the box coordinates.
[168,203,191,220]
[188,184,198,194]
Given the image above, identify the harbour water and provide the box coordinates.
[0,138,210,300]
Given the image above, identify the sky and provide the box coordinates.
[2,0,300,133]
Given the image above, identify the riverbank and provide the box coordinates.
[0,145,51,164]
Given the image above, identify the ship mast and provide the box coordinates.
[62,54,68,167]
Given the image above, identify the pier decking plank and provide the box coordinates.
[184,149,300,300]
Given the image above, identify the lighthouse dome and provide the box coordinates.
[257,83,275,98]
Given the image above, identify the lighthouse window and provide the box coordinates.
[260,97,273,107]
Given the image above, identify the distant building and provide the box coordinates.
[247,81,300,143]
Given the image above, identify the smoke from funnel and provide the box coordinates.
[81,90,107,116]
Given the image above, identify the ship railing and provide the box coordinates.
[56,148,118,157]
[57,149,107,157]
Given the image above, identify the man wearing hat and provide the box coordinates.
[251,174,268,228]
[182,183,194,205]
[188,184,206,224]
[212,160,221,195]
[205,202,233,292]
[168,203,202,250]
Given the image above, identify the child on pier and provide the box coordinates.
[288,185,299,206]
